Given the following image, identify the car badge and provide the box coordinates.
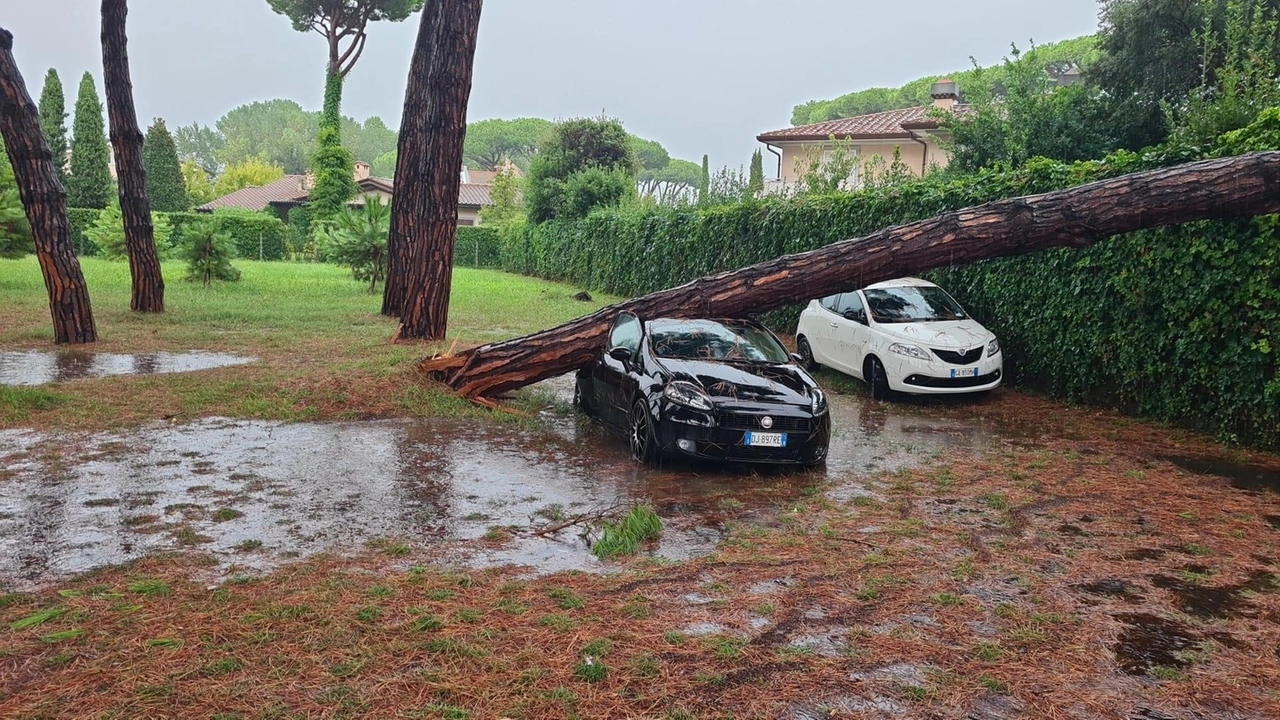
[760,416,774,429]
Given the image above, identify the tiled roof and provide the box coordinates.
[196,175,493,212]
[757,106,960,143]
[195,175,307,212]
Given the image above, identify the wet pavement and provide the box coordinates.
[0,379,1019,590]
[0,350,254,386]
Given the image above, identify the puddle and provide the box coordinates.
[0,381,1023,590]
[1163,455,1280,493]
[0,350,254,385]
[1078,578,1145,603]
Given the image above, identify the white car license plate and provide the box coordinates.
[745,432,787,448]
[950,368,980,379]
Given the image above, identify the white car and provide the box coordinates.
[795,278,1002,399]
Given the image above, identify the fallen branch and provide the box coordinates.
[421,152,1280,398]
[530,503,626,538]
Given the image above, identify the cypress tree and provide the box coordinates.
[67,72,112,209]
[37,68,67,186]
[749,149,764,194]
[698,154,710,201]
[143,118,189,211]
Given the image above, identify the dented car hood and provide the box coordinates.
[873,320,994,350]
[655,358,813,405]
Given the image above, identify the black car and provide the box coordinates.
[574,314,831,466]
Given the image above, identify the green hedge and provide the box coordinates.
[64,207,287,261]
[454,226,501,268]
[498,111,1280,449]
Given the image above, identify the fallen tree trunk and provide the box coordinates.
[421,152,1280,398]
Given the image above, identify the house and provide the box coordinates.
[195,161,495,226]
[757,79,967,189]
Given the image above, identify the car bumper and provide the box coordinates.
[885,354,1004,395]
[653,403,832,465]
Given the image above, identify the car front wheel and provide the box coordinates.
[797,336,818,371]
[865,356,890,401]
[629,398,658,463]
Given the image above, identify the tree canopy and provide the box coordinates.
[526,117,637,223]
[213,158,286,197]
[143,119,190,212]
[463,117,553,170]
[267,0,425,76]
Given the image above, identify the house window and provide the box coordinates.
[458,219,475,226]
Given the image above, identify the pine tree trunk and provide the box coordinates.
[420,151,1280,399]
[101,0,164,313]
[0,28,97,344]
[393,0,483,341]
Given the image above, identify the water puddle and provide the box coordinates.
[1078,578,1145,603]
[1163,455,1280,493]
[1149,569,1277,619]
[0,384,1021,590]
[1112,613,1202,675]
[0,350,253,385]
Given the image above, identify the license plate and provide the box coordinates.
[745,432,787,448]
[950,368,980,379]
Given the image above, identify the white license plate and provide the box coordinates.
[745,432,787,448]
[950,368,980,379]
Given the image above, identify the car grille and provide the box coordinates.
[719,412,812,433]
[932,347,984,365]
[904,370,1001,389]
[725,445,804,463]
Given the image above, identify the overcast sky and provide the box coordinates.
[7,0,1101,175]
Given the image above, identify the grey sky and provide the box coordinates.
[7,0,1101,174]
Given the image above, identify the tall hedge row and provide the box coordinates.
[65,208,288,260]
[454,226,501,268]
[498,111,1280,449]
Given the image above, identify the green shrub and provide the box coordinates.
[175,210,287,261]
[84,202,174,260]
[66,207,102,256]
[499,111,1280,450]
[453,226,501,268]
[317,198,389,292]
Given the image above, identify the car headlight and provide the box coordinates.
[810,388,828,416]
[987,338,1001,356]
[663,381,714,411]
[889,343,931,361]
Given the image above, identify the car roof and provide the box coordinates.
[646,317,764,331]
[862,277,938,291]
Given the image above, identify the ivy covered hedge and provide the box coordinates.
[498,111,1280,449]
[454,226,501,268]
[65,208,288,260]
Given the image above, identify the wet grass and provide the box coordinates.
[0,257,617,431]
[592,504,663,559]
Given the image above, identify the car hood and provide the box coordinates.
[874,320,993,349]
[655,358,813,405]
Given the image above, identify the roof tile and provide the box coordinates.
[757,106,963,143]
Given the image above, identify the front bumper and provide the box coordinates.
[885,352,1004,395]
[653,401,831,465]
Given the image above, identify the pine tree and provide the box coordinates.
[67,72,112,209]
[749,149,765,194]
[143,118,189,211]
[37,69,67,186]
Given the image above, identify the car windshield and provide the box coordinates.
[863,286,967,323]
[649,320,790,364]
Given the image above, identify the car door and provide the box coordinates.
[830,292,871,377]
[593,313,642,430]
[809,294,844,367]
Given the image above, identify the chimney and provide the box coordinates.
[931,78,960,110]
[460,165,471,184]
[353,161,371,181]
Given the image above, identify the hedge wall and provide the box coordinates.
[63,208,287,261]
[498,111,1280,449]
[454,226,501,268]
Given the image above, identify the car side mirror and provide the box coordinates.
[790,353,804,365]
[843,310,866,324]
[608,346,633,363]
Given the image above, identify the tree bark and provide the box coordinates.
[0,28,97,344]
[420,151,1280,399]
[101,0,164,313]
[394,0,483,340]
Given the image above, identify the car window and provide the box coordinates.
[650,320,789,364]
[820,295,841,312]
[834,292,865,317]
[608,313,642,353]
[864,285,967,323]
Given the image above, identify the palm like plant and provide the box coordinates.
[182,219,241,286]
[319,196,391,293]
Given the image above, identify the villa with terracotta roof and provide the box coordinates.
[196,161,496,226]
[757,79,967,190]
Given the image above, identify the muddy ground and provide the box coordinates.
[1,374,1279,719]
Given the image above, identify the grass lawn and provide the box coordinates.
[0,257,616,429]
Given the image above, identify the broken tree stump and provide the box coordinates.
[420,152,1280,399]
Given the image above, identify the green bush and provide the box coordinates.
[67,207,102,256]
[497,112,1280,449]
[65,207,286,261]
[453,226,501,268]
[179,219,241,285]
